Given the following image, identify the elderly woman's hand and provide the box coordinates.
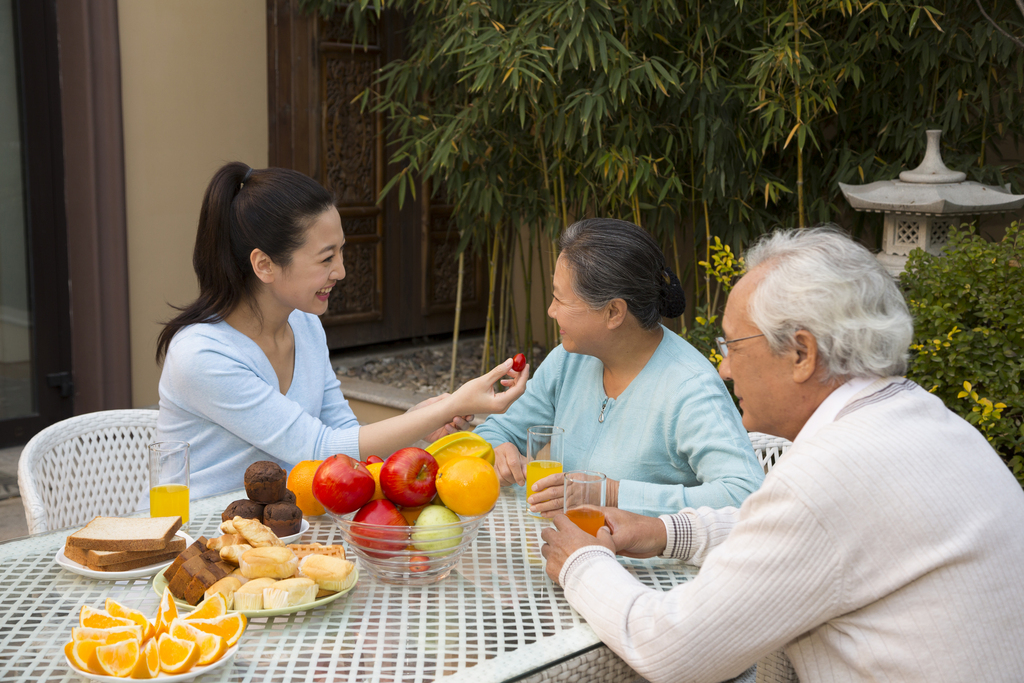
[494,442,528,486]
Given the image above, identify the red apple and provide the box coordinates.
[351,499,408,556]
[410,555,431,572]
[380,447,438,507]
[365,454,384,464]
[311,454,375,515]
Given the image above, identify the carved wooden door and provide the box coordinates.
[267,1,486,350]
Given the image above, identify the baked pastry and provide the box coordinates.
[288,543,346,560]
[239,546,298,579]
[263,502,302,537]
[298,554,356,592]
[222,499,265,523]
[204,576,243,609]
[244,461,287,503]
[232,577,277,611]
[207,534,245,551]
[220,543,253,566]
[231,516,284,548]
[262,578,317,609]
[279,488,297,505]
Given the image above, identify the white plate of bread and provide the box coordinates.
[56,516,193,580]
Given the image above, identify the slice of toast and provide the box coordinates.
[66,516,182,552]
[64,536,186,567]
[86,549,181,573]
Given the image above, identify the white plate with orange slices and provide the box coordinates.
[63,593,245,681]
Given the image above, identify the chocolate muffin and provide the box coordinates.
[263,502,303,537]
[279,488,297,505]
[222,499,265,523]
[244,461,287,503]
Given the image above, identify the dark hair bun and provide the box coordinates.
[658,267,686,318]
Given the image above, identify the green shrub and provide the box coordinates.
[900,223,1024,486]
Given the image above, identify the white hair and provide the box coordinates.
[744,226,913,381]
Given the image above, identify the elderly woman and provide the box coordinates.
[473,218,764,518]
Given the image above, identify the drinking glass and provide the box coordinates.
[563,470,607,536]
[149,441,190,529]
[525,425,564,517]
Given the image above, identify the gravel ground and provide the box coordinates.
[336,337,548,396]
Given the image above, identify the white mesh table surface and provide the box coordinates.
[0,487,696,682]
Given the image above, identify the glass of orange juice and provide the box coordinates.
[525,425,564,518]
[149,441,190,530]
[563,470,607,536]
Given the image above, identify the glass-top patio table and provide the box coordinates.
[0,486,697,682]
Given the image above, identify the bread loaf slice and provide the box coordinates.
[66,516,182,551]
[86,549,181,573]
[64,536,186,567]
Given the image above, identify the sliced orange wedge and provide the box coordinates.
[65,639,103,674]
[105,598,155,641]
[71,624,144,643]
[129,638,160,679]
[170,619,226,666]
[157,632,199,674]
[95,637,140,678]
[80,604,136,630]
[155,587,179,636]
[183,592,227,621]
[185,612,247,647]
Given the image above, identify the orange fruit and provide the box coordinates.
[80,605,136,630]
[183,593,227,621]
[95,637,140,677]
[72,624,144,643]
[399,505,426,524]
[170,619,227,666]
[435,456,500,516]
[66,639,104,673]
[105,598,155,641]
[157,632,199,674]
[427,432,495,468]
[131,637,160,679]
[185,612,247,647]
[366,462,385,502]
[287,459,326,516]
[155,587,179,636]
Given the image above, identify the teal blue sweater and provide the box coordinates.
[473,328,763,516]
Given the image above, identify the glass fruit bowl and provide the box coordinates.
[330,508,491,585]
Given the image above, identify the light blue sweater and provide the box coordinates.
[156,311,361,500]
[473,327,763,516]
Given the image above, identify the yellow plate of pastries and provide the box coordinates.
[152,563,357,618]
[153,541,357,617]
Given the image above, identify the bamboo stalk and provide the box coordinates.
[516,225,534,366]
[792,0,805,229]
[481,226,501,373]
[449,250,466,394]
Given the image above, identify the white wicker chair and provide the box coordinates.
[17,409,159,534]
[747,431,798,683]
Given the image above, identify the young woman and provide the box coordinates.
[473,218,763,518]
[156,163,528,498]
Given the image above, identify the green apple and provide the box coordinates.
[412,505,462,552]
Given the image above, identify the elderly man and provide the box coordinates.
[541,227,1024,682]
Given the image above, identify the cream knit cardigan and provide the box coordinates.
[560,378,1024,682]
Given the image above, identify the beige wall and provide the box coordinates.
[118,0,267,407]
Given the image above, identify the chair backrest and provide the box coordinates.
[17,409,159,534]
[748,431,792,474]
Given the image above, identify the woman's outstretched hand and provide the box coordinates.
[409,394,474,443]
[450,358,529,417]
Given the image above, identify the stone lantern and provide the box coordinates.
[839,130,1024,275]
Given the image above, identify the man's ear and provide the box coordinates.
[605,298,628,330]
[792,329,820,384]
[250,248,276,284]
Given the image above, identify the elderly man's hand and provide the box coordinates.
[601,508,668,558]
[540,513,615,583]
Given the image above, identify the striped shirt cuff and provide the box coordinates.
[558,545,616,587]
[660,513,694,560]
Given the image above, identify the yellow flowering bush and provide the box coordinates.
[901,223,1024,487]
[682,237,745,369]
